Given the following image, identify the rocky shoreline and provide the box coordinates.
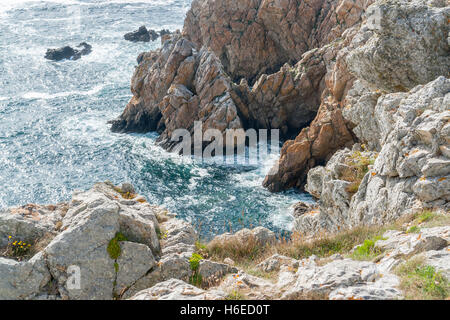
[1,182,448,300]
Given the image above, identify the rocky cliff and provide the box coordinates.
[2,0,449,301]
[110,0,373,150]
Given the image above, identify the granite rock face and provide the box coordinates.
[112,0,373,151]
[0,183,191,300]
[184,0,371,82]
[294,77,449,236]
[263,0,449,193]
[110,33,244,152]
[262,25,362,192]
[346,0,450,92]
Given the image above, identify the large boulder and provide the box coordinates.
[129,279,226,300]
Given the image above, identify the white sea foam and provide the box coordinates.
[0,0,181,13]
[22,85,104,100]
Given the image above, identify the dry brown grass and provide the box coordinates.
[206,234,271,264]
[203,214,418,266]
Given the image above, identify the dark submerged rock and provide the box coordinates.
[44,42,92,61]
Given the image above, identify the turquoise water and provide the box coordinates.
[0,0,312,239]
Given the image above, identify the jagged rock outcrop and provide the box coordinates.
[44,43,92,61]
[294,147,378,234]
[112,0,373,151]
[348,77,450,226]
[124,26,160,42]
[263,26,362,192]
[263,0,449,193]
[295,77,449,235]
[184,0,372,82]
[110,33,244,152]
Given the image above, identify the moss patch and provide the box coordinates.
[107,232,128,260]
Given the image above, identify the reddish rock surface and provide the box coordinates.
[111,0,374,183]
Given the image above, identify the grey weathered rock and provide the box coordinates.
[281,258,398,299]
[375,227,449,257]
[293,148,377,235]
[0,182,183,300]
[0,252,51,300]
[129,279,226,300]
[347,0,450,92]
[121,211,198,299]
[424,248,450,280]
[348,77,450,227]
[115,242,156,295]
[209,227,276,249]
[197,260,238,286]
[329,273,402,300]
[298,76,449,236]
[257,254,298,273]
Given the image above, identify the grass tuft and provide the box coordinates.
[350,236,384,260]
[396,256,449,300]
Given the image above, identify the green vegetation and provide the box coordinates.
[404,210,449,233]
[1,233,55,262]
[189,253,204,271]
[415,210,437,224]
[278,225,391,261]
[195,240,209,258]
[350,236,384,260]
[406,225,420,234]
[188,253,204,287]
[189,273,203,287]
[202,213,421,269]
[207,234,265,263]
[107,232,127,260]
[396,256,449,300]
[112,186,136,200]
[1,236,33,261]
